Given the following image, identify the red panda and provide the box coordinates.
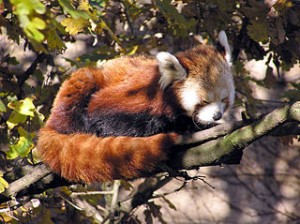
[37,31,235,183]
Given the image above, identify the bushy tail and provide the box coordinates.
[37,127,178,183]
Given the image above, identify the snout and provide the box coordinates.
[194,102,225,125]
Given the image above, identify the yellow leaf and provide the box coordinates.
[61,17,89,35]
[126,46,139,56]
[0,99,6,112]
[7,98,35,117]
[274,0,293,12]
[6,111,27,129]
[78,0,92,11]
[0,171,9,193]
[0,176,9,193]
[0,212,12,223]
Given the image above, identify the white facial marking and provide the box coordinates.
[180,88,200,116]
[196,102,225,124]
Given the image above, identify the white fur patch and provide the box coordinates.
[196,102,225,124]
[156,52,187,89]
[218,31,231,64]
[180,88,200,116]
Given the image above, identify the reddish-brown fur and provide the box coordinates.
[38,58,183,183]
[38,126,178,182]
[38,45,230,183]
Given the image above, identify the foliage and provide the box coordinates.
[0,0,299,223]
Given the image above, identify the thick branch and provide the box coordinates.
[170,101,300,170]
[0,165,71,204]
[3,164,52,197]
[0,102,299,204]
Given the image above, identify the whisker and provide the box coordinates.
[192,112,202,129]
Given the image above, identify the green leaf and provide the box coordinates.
[35,107,45,125]
[6,127,34,159]
[8,98,35,117]
[26,22,45,42]
[14,2,31,15]
[22,16,46,42]
[7,136,33,159]
[11,0,46,15]
[155,0,196,37]
[6,111,27,129]
[32,0,46,14]
[17,14,30,28]
[31,17,46,30]
[45,28,66,53]
[6,98,37,129]
[0,99,6,112]
[58,0,90,19]
[10,0,47,42]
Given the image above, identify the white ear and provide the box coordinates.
[218,31,232,64]
[156,52,187,89]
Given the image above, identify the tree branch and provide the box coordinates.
[169,101,300,170]
[0,102,299,204]
[0,165,72,204]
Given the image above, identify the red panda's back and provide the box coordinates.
[88,56,176,116]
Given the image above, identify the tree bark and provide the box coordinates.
[170,101,300,170]
[0,101,299,204]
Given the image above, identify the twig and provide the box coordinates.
[106,180,121,223]
[60,193,83,211]
[129,176,173,209]
[152,180,187,199]
[71,190,115,197]
[120,0,135,36]
[17,53,47,98]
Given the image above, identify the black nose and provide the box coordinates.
[213,112,222,121]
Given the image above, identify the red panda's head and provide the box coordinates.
[156,31,235,126]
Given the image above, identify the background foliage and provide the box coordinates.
[0,0,299,223]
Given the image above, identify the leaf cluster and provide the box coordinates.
[0,0,299,223]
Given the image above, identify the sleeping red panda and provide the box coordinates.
[37,31,235,183]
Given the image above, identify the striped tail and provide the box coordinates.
[37,126,179,183]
